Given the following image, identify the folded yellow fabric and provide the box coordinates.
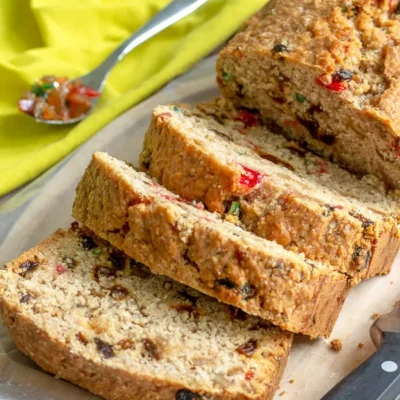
[0,0,267,196]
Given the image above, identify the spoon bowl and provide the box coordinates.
[24,0,208,125]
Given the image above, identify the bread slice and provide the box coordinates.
[139,102,400,282]
[0,226,293,400]
[72,152,350,337]
[216,0,400,189]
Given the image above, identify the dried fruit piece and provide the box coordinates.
[55,264,66,275]
[272,44,289,53]
[93,265,116,282]
[81,235,96,250]
[228,201,240,216]
[245,370,255,381]
[70,221,80,231]
[228,306,247,321]
[236,339,258,357]
[110,285,129,300]
[175,389,202,400]
[349,211,374,229]
[241,283,256,300]
[142,338,161,360]
[332,69,353,82]
[316,75,347,92]
[76,332,88,345]
[235,110,259,128]
[62,256,77,269]
[172,304,199,318]
[222,71,231,81]
[20,294,31,304]
[239,165,264,188]
[19,259,39,277]
[94,338,115,358]
[295,93,307,103]
[215,278,237,290]
[109,250,126,270]
[92,248,101,255]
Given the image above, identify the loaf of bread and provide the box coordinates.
[0,226,293,400]
[216,0,400,189]
[73,152,350,337]
[139,102,400,282]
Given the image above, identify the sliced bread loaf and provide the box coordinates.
[72,152,350,337]
[216,0,400,189]
[139,102,400,282]
[0,226,293,400]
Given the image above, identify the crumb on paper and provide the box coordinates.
[391,281,394,284]
[289,379,295,384]
[279,391,286,397]
[358,342,364,348]
[372,313,379,319]
[330,338,342,352]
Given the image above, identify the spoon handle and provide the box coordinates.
[85,0,208,90]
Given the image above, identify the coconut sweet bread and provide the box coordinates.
[139,102,400,283]
[0,226,294,400]
[72,152,350,337]
[216,0,400,189]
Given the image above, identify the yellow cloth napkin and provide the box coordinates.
[0,0,266,196]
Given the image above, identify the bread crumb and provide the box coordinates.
[289,379,295,384]
[391,281,394,284]
[358,342,364,348]
[330,339,342,352]
[372,313,379,319]
[279,391,286,397]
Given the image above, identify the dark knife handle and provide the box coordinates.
[322,333,400,400]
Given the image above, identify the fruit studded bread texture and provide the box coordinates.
[72,152,350,337]
[139,103,400,282]
[0,227,293,400]
[216,0,400,189]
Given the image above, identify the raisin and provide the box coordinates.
[129,260,152,279]
[93,265,116,282]
[141,155,152,170]
[142,338,161,360]
[332,69,353,82]
[19,260,39,277]
[179,290,198,305]
[81,235,96,250]
[272,44,289,53]
[172,304,199,318]
[316,75,347,92]
[241,283,256,300]
[76,332,88,345]
[228,306,247,321]
[215,278,237,290]
[236,339,258,357]
[249,321,271,331]
[110,285,129,300]
[70,221,79,231]
[349,211,374,229]
[108,250,126,270]
[175,390,201,400]
[20,294,31,304]
[94,338,115,358]
[352,247,371,270]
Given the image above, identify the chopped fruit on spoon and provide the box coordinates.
[18,75,101,121]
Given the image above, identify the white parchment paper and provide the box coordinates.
[0,56,399,400]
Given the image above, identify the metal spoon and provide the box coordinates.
[29,0,208,125]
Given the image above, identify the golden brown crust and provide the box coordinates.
[139,107,400,282]
[73,153,351,337]
[0,229,293,400]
